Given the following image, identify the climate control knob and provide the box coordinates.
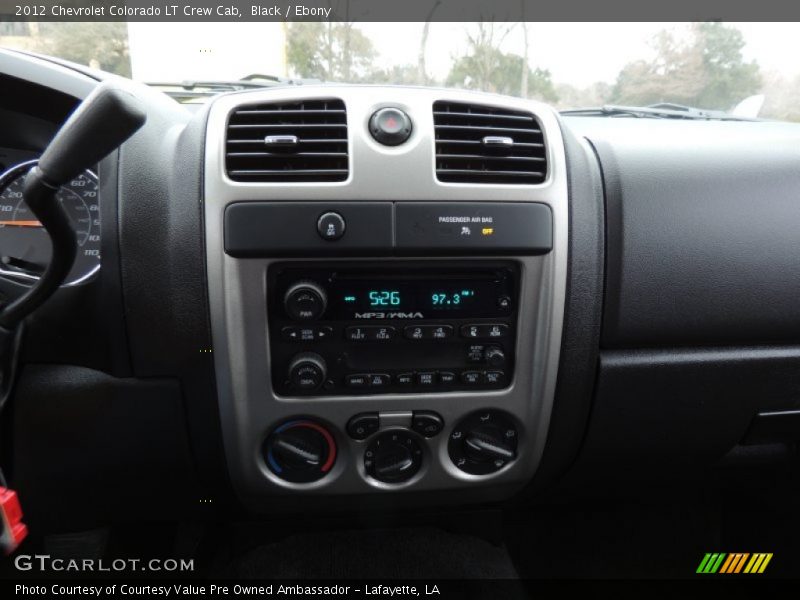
[264,419,337,483]
[288,352,327,391]
[449,410,518,475]
[284,281,327,321]
[364,430,423,483]
[464,426,515,463]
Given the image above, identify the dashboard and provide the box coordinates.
[2,47,800,529]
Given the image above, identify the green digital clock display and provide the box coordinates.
[367,290,402,307]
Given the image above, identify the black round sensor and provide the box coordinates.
[369,107,412,146]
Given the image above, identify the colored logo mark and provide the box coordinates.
[696,553,773,574]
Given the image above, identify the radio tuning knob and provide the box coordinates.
[284,281,327,321]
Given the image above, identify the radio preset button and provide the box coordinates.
[368,373,391,388]
[403,324,453,340]
[346,327,367,341]
[370,327,395,341]
[484,371,506,386]
[462,371,482,385]
[438,371,456,385]
[429,325,452,339]
[416,372,436,386]
[405,326,424,340]
[346,374,369,388]
[346,326,396,341]
[396,373,414,386]
[461,323,509,339]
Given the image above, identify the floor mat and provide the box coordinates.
[223,526,518,579]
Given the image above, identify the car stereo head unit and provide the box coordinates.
[267,262,519,396]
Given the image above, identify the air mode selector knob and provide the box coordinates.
[464,426,515,463]
[449,410,518,475]
[288,352,327,391]
[284,281,327,321]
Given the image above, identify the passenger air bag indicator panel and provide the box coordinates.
[395,202,552,255]
[224,202,552,257]
[268,261,519,396]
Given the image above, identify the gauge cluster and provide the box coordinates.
[0,155,101,286]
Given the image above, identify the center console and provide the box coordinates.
[203,87,568,508]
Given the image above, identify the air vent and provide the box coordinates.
[433,101,547,184]
[226,98,348,182]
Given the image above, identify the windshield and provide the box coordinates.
[1,21,799,120]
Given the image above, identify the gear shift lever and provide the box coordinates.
[0,82,146,400]
[0,82,146,329]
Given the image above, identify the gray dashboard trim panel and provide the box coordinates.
[203,86,569,509]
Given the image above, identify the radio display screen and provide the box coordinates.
[270,263,517,321]
[339,284,479,310]
[326,278,505,318]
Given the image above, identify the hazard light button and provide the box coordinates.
[369,107,412,146]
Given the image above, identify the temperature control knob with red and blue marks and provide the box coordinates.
[264,419,337,483]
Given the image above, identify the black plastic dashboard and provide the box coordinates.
[576,117,800,347]
[1,47,800,529]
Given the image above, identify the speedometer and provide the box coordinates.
[0,160,100,286]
